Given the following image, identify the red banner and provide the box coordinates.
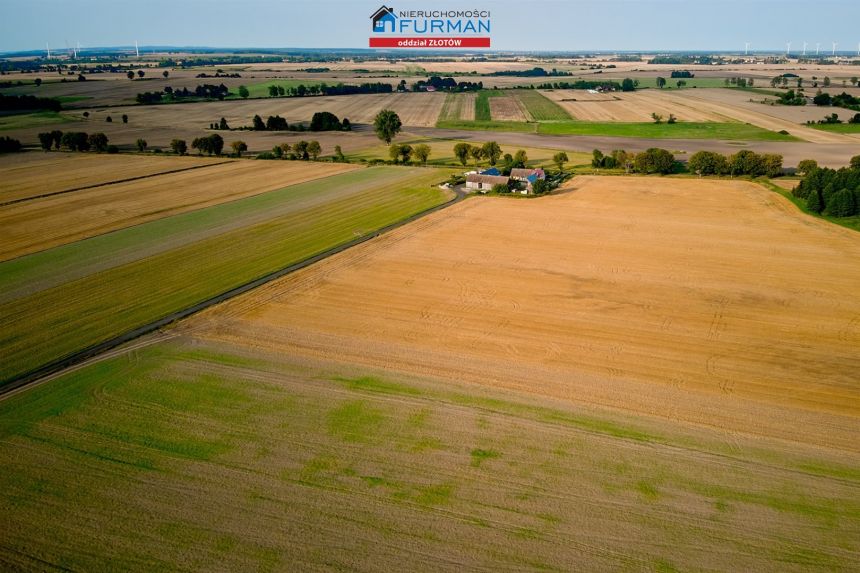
[369,37,490,48]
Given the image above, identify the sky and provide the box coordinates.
[1,0,859,54]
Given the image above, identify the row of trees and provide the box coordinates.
[258,140,324,161]
[0,136,22,153]
[37,130,111,152]
[592,148,676,174]
[687,150,783,177]
[0,93,62,112]
[793,157,860,216]
[388,143,431,164]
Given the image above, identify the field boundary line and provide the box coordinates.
[0,186,465,399]
[0,159,234,208]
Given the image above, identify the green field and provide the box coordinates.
[474,89,504,121]
[435,118,538,132]
[235,79,325,99]
[808,122,860,133]
[1,337,857,570]
[513,89,571,120]
[0,110,78,131]
[0,166,453,385]
[537,120,800,140]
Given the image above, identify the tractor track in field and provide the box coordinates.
[0,186,466,400]
[0,160,234,208]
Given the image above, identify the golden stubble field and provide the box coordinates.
[187,176,860,453]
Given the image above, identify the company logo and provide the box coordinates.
[368,5,491,48]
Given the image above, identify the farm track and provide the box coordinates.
[0,186,465,399]
[0,160,233,208]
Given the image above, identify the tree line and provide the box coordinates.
[792,157,860,217]
[0,93,62,112]
[37,130,113,153]
[687,150,784,177]
[591,148,677,174]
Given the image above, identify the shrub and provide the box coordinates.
[106,145,119,154]
[634,148,676,174]
[0,136,22,153]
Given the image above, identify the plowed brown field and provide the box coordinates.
[190,176,860,452]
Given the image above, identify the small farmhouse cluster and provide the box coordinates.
[465,167,546,194]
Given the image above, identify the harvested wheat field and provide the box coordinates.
[438,92,476,122]
[0,152,226,204]
[0,159,358,260]
[190,176,860,453]
[542,89,727,122]
[488,93,530,121]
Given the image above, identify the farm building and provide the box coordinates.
[466,173,511,191]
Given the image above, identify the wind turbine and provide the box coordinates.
[832,41,837,57]
[802,41,807,57]
[744,42,750,56]
[46,42,51,59]
[816,42,821,56]
[135,40,139,58]
[786,41,791,56]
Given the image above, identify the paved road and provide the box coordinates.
[406,126,859,168]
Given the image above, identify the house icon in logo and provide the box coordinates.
[371,5,396,33]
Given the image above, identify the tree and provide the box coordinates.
[688,151,728,176]
[761,154,784,177]
[621,78,635,92]
[35,78,42,87]
[49,130,62,150]
[83,111,89,119]
[389,143,401,163]
[252,115,265,131]
[307,140,321,160]
[127,71,135,80]
[634,148,675,174]
[238,85,250,99]
[531,179,550,195]
[136,138,147,152]
[656,77,666,89]
[88,132,109,152]
[280,142,291,158]
[469,145,484,167]
[481,141,502,165]
[796,159,818,176]
[667,114,677,124]
[651,112,663,124]
[850,155,860,170]
[105,115,112,123]
[826,188,857,217]
[373,109,402,144]
[806,189,823,213]
[293,140,309,159]
[137,70,145,79]
[334,145,346,162]
[414,143,431,165]
[231,140,247,157]
[453,142,471,166]
[310,111,342,131]
[813,91,832,106]
[342,118,351,131]
[591,149,604,168]
[553,151,568,172]
[491,183,510,194]
[122,114,128,124]
[162,70,169,79]
[38,131,54,151]
[170,138,187,155]
[512,149,528,168]
[823,76,831,87]
[219,117,229,130]
[268,85,279,97]
[676,80,687,88]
